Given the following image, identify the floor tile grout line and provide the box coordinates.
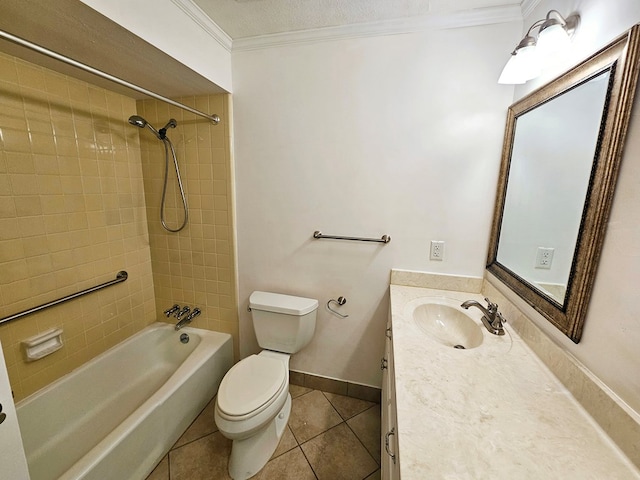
[319,391,381,461]
[320,390,344,420]
[169,429,219,453]
[344,416,381,468]
[321,390,351,421]
[289,389,342,444]
[297,442,320,480]
[269,426,299,461]
[270,443,298,461]
[298,421,380,480]
[321,390,376,422]
[289,420,303,445]
[295,420,346,450]
[293,391,378,448]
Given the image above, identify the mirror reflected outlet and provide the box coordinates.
[535,247,554,269]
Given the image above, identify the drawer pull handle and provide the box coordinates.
[380,357,388,370]
[385,427,396,464]
[385,327,392,339]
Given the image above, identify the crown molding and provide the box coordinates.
[232,5,523,51]
[520,0,544,19]
[171,0,233,52]
[170,0,526,52]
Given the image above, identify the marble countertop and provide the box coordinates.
[390,284,640,479]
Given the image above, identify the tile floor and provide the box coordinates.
[146,384,381,480]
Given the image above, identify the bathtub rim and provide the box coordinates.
[15,322,231,408]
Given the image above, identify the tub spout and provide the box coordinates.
[175,307,201,330]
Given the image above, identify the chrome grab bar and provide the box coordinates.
[313,231,391,244]
[0,271,128,326]
[0,29,220,124]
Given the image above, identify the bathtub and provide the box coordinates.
[16,322,233,480]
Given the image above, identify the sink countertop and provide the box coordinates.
[390,284,640,479]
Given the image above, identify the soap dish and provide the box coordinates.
[22,328,64,361]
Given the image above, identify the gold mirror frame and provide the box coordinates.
[487,25,640,342]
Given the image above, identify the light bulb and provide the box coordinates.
[498,45,541,84]
[537,22,571,61]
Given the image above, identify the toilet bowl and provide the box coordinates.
[215,351,291,479]
[214,291,318,480]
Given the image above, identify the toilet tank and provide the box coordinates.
[249,291,318,354]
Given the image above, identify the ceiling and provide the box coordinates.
[0,0,527,100]
[192,0,524,39]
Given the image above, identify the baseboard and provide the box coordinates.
[289,370,381,404]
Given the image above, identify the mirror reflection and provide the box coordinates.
[496,70,611,305]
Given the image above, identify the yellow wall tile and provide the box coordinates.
[138,94,238,360]
[0,52,157,401]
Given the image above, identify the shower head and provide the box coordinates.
[128,115,162,139]
[128,115,147,128]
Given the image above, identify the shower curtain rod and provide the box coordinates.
[0,29,220,124]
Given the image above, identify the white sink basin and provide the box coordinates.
[411,300,483,349]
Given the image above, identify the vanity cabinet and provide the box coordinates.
[381,320,400,479]
[388,282,640,478]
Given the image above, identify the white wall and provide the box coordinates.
[78,0,233,92]
[507,0,640,413]
[232,23,519,386]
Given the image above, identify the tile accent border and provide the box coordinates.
[483,275,640,469]
[390,269,483,293]
[290,370,381,404]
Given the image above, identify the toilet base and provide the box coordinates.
[228,393,292,479]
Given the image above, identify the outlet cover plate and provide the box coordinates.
[430,240,444,261]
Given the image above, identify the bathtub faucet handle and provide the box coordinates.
[164,304,180,318]
[186,308,201,322]
[175,306,191,320]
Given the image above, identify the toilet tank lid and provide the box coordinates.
[250,291,318,315]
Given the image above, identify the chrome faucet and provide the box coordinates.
[175,306,191,320]
[164,304,180,317]
[175,307,201,331]
[460,297,506,336]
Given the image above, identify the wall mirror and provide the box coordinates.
[487,25,640,342]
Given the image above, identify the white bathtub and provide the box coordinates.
[16,322,233,480]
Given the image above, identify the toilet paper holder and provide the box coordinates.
[327,296,349,318]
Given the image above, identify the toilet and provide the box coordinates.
[214,291,318,479]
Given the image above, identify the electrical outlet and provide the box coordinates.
[430,240,445,261]
[535,247,554,269]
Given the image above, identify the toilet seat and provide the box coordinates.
[217,354,287,421]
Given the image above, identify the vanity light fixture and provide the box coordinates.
[498,10,580,85]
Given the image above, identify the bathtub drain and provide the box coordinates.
[180,333,190,344]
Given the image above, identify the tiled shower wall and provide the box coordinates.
[136,96,238,358]
[0,52,156,400]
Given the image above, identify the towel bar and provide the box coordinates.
[313,231,391,244]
